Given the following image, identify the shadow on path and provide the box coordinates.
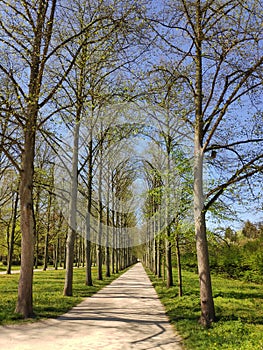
[0,263,183,350]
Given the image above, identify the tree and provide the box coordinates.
[147,0,263,326]
[242,220,259,239]
[0,0,61,317]
[225,226,237,243]
[0,0,119,317]
[143,159,164,276]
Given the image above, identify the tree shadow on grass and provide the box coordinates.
[214,290,263,300]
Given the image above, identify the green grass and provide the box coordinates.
[0,262,20,272]
[0,266,128,325]
[148,269,263,350]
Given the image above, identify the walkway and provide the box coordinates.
[0,267,64,274]
[0,263,183,350]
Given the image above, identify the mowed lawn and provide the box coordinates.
[148,269,263,350]
[0,266,127,324]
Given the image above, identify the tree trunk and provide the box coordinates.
[194,132,215,326]
[165,135,173,287]
[156,235,162,278]
[78,235,82,267]
[34,187,41,269]
[105,174,111,277]
[162,252,166,282]
[75,234,79,267]
[111,182,116,274]
[154,233,157,275]
[82,238,85,267]
[115,211,120,273]
[64,227,75,296]
[85,138,93,286]
[97,244,103,280]
[165,229,173,288]
[55,212,63,270]
[7,187,19,275]
[43,192,52,271]
[176,233,183,297]
[195,207,215,326]
[54,237,59,270]
[111,246,115,274]
[63,120,80,296]
[157,213,162,278]
[63,234,67,269]
[105,246,111,277]
[194,1,215,326]
[97,143,103,281]
[15,125,36,317]
[15,0,56,316]
[43,227,49,271]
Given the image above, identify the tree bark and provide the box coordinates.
[165,228,173,288]
[105,212,111,277]
[156,235,162,278]
[165,135,173,288]
[195,204,215,326]
[105,168,111,277]
[14,0,57,318]
[97,139,103,280]
[193,0,215,326]
[85,138,93,286]
[63,120,80,296]
[34,186,41,269]
[15,122,36,317]
[54,237,59,270]
[176,233,183,297]
[7,187,19,275]
[43,192,52,271]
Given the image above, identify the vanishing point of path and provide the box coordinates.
[0,263,183,350]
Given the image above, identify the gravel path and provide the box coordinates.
[0,263,183,349]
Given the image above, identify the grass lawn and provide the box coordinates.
[0,263,20,272]
[148,269,263,350]
[0,266,128,325]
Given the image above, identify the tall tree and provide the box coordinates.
[147,0,263,326]
[0,0,60,317]
[0,0,119,317]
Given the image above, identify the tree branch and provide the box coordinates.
[205,155,263,210]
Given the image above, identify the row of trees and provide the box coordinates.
[143,219,263,297]
[0,0,262,327]
[210,221,263,283]
[145,0,263,326]
[0,0,146,317]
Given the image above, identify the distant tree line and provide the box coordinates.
[180,220,263,284]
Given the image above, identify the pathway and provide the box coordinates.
[0,267,64,275]
[0,263,183,350]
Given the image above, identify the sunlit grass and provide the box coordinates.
[0,266,128,325]
[0,262,20,272]
[148,269,263,349]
